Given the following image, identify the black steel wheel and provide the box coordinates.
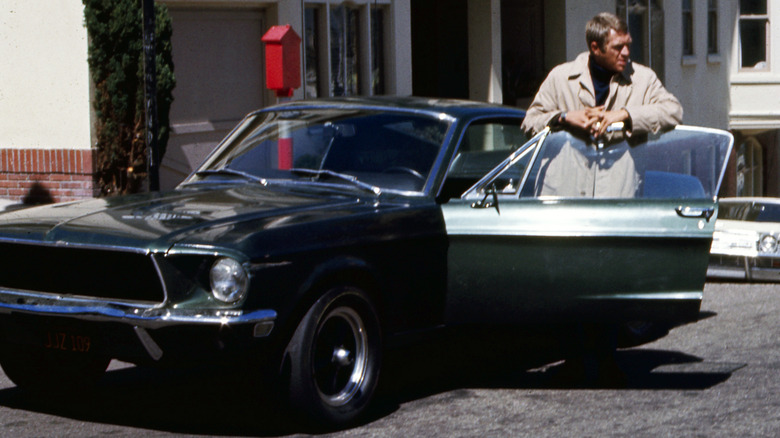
[0,342,109,394]
[283,286,382,426]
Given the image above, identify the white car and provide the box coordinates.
[709,197,780,281]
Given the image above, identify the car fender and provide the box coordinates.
[277,255,385,341]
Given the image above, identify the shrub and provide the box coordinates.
[83,0,175,195]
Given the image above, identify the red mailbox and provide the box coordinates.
[262,25,301,97]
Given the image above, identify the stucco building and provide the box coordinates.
[1,0,778,201]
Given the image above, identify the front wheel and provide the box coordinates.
[283,286,382,426]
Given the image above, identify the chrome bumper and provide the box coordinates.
[0,288,276,361]
[708,255,780,282]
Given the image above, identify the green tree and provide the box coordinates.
[83,0,175,195]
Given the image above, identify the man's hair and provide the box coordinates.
[586,12,628,49]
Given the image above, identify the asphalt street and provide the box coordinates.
[0,281,776,437]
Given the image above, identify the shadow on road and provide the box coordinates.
[0,324,742,436]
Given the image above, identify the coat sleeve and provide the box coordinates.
[623,71,683,134]
[520,70,566,136]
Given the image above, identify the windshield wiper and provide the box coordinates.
[194,168,268,185]
[289,168,381,195]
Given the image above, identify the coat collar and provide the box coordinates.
[569,52,634,82]
[568,52,634,107]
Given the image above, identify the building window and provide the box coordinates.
[739,0,769,70]
[303,1,388,98]
[682,0,694,56]
[707,0,719,54]
[736,138,764,196]
[616,0,665,81]
[304,8,321,98]
[330,5,360,96]
[370,7,385,95]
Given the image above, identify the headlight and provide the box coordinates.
[759,234,778,253]
[209,257,249,303]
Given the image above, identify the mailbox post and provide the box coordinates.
[261,25,302,98]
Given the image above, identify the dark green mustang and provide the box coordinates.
[0,97,732,425]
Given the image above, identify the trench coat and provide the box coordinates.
[521,52,683,136]
[521,53,683,198]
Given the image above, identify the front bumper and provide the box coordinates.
[708,255,780,282]
[0,288,276,362]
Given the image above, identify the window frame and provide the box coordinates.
[303,0,391,98]
[707,0,719,55]
[738,0,770,71]
[736,137,764,197]
[616,0,665,81]
[683,0,694,57]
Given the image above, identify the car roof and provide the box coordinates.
[260,96,526,120]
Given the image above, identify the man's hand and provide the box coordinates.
[559,107,603,131]
[559,107,630,139]
[591,108,630,138]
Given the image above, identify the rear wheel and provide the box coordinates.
[283,286,382,426]
[0,343,109,393]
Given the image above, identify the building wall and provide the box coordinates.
[562,0,614,60]
[0,1,95,203]
[726,1,780,197]
[729,1,780,131]
[467,0,502,103]
[664,0,731,129]
[1,0,415,199]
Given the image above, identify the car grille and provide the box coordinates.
[0,242,164,303]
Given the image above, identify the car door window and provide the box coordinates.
[465,127,733,201]
[439,119,527,200]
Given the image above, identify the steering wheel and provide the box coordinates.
[382,166,425,181]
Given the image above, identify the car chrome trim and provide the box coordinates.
[677,205,715,221]
[0,288,276,330]
[0,236,153,255]
[586,292,703,300]
[134,326,164,361]
[747,267,780,281]
[462,129,549,200]
[707,265,748,279]
[150,253,170,304]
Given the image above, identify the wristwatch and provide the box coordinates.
[559,112,567,124]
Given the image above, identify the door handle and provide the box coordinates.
[676,205,714,221]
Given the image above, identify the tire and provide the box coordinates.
[283,286,382,426]
[0,342,109,394]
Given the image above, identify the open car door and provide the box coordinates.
[441,127,733,326]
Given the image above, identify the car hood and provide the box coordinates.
[0,184,376,251]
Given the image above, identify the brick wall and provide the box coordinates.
[0,148,96,204]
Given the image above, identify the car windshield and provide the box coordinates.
[721,202,780,222]
[466,126,733,200]
[184,108,450,194]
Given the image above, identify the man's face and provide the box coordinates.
[591,29,632,73]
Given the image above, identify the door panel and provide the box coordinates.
[441,127,733,327]
[443,199,715,325]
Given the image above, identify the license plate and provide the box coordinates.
[44,330,92,353]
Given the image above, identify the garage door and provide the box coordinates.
[161,9,266,190]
